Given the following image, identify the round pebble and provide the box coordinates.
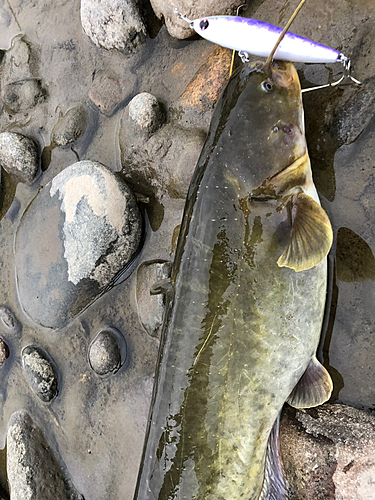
[88,327,126,376]
[0,132,39,184]
[51,105,87,146]
[0,338,9,367]
[128,92,165,136]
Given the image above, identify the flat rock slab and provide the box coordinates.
[7,410,82,500]
[15,160,142,329]
[281,404,375,500]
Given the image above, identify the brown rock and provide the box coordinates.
[171,45,232,131]
[88,73,134,115]
[280,404,375,500]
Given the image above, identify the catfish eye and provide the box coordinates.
[261,81,273,93]
[199,19,209,30]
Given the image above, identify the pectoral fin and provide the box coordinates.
[277,193,333,272]
[287,356,333,409]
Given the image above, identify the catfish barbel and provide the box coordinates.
[134,60,334,499]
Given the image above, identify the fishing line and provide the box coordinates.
[264,0,306,70]
[229,3,248,77]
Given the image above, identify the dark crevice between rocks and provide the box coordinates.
[0,445,9,500]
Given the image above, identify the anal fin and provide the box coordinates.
[277,192,333,272]
[287,356,333,409]
[259,414,288,500]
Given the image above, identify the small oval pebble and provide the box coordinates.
[0,305,21,335]
[89,327,126,376]
[51,105,87,146]
[22,345,58,402]
[128,93,165,137]
[0,338,9,367]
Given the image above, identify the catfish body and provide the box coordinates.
[134,62,333,500]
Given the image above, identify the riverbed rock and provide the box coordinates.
[0,35,46,113]
[128,92,165,137]
[136,260,172,338]
[22,345,58,402]
[51,105,87,146]
[15,160,142,329]
[0,132,40,184]
[89,327,126,376]
[88,73,128,115]
[0,339,9,368]
[7,410,83,500]
[81,0,147,53]
[150,0,245,39]
[120,99,205,198]
[281,404,375,500]
[0,306,21,335]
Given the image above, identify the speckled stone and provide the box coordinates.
[89,328,126,376]
[0,305,21,335]
[81,0,146,52]
[128,93,165,137]
[0,132,39,184]
[21,345,58,402]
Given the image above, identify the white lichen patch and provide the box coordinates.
[49,161,128,285]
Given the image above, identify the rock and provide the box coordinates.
[0,338,9,367]
[171,45,232,132]
[81,0,146,53]
[149,0,245,39]
[0,306,21,335]
[120,105,205,199]
[7,410,83,500]
[280,404,375,500]
[51,105,87,146]
[0,35,46,113]
[88,73,125,115]
[89,327,126,376]
[21,345,58,402]
[128,92,165,137]
[136,261,172,338]
[1,78,45,113]
[0,132,40,184]
[15,160,142,329]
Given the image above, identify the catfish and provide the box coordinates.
[134,61,333,500]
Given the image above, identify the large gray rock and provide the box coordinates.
[7,410,82,500]
[281,404,375,500]
[150,0,245,39]
[15,160,142,329]
[81,0,146,52]
[0,132,40,184]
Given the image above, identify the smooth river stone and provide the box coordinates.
[15,160,142,329]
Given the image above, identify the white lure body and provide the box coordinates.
[191,16,346,65]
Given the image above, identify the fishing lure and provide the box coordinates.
[176,11,353,72]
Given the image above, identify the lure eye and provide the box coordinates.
[199,19,209,30]
[261,81,273,93]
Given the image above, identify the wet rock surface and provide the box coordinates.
[15,160,142,329]
[0,132,39,184]
[22,345,58,402]
[81,0,146,52]
[0,0,373,498]
[89,327,126,376]
[128,92,165,137]
[281,404,375,500]
[7,410,82,500]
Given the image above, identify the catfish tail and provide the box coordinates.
[259,412,289,500]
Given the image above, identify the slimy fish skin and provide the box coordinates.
[134,61,333,500]
[189,15,349,68]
